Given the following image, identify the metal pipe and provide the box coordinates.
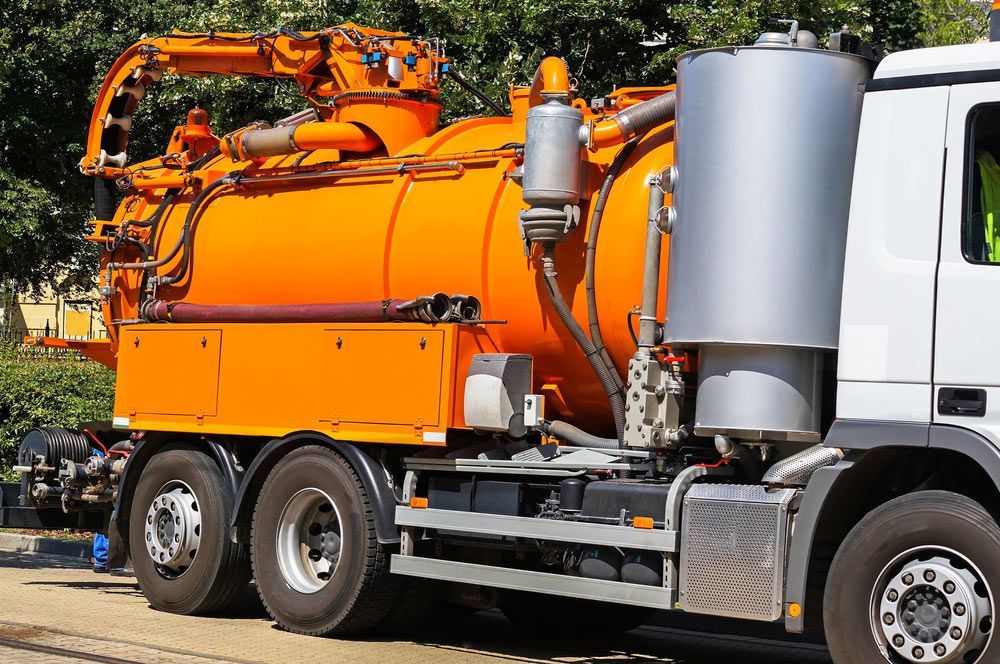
[638,171,667,350]
[140,293,454,324]
[230,121,382,160]
[528,57,572,106]
[762,445,845,486]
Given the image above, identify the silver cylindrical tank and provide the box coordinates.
[665,43,870,442]
[522,100,583,208]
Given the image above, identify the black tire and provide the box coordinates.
[375,578,446,634]
[250,445,399,636]
[824,490,999,663]
[500,590,652,634]
[129,447,250,615]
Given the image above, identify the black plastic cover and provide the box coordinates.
[580,480,672,522]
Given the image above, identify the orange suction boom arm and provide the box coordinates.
[81,24,447,177]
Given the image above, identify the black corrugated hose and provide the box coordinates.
[540,246,626,441]
[584,138,640,397]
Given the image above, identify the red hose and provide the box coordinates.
[141,294,455,324]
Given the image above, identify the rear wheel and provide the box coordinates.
[250,445,399,635]
[129,447,250,614]
[824,491,997,663]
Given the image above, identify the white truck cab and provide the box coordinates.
[840,42,1000,438]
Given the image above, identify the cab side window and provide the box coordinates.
[965,105,1000,264]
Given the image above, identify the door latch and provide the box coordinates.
[937,387,987,417]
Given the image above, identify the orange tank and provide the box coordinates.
[83,26,675,436]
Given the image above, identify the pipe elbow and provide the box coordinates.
[223,121,382,161]
[529,57,572,106]
[292,121,381,153]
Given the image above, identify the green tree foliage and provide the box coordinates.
[917,0,988,46]
[0,0,989,297]
[0,345,115,479]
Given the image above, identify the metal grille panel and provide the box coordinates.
[679,484,795,621]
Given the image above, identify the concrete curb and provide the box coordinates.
[0,532,91,560]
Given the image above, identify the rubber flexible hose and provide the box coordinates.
[588,91,677,149]
[584,138,639,396]
[612,91,677,143]
[542,420,620,450]
[156,175,234,286]
[540,246,625,442]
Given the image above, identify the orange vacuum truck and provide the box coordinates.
[3,20,886,650]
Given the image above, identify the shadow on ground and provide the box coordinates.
[3,551,831,664]
[364,609,832,664]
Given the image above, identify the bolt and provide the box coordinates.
[884,613,895,625]
[912,646,924,659]
[951,627,962,640]
[954,603,965,616]
[934,644,946,657]
[893,635,905,648]
[903,573,914,585]
[888,589,899,601]
[924,570,936,583]
[944,581,955,594]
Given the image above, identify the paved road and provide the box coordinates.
[0,550,832,663]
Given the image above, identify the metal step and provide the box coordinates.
[391,554,675,608]
[395,506,677,551]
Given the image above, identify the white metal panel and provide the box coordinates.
[837,86,948,425]
[837,381,933,423]
[875,42,1000,80]
[934,82,1000,442]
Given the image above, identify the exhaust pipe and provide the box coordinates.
[762,445,845,486]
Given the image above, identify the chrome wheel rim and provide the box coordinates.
[871,546,993,663]
[144,481,201,577]
[275,487,342,594]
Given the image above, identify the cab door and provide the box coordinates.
[934,82,1000,444]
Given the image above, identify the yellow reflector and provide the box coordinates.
[409,497,428,509]
[633,516,654,529]
[788,602,802,618]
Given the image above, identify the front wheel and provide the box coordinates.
[824,491,997,663]
[250,445,399,636]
